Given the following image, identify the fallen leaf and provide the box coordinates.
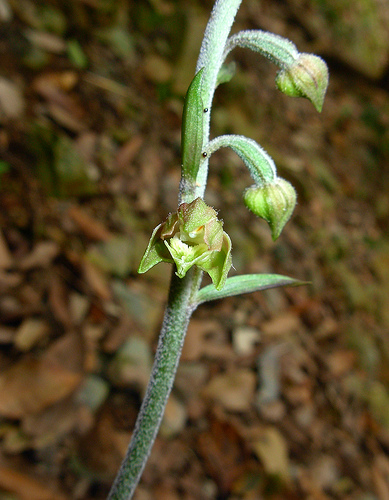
[0,229,12,269]
[0,465,68,500]
[87,236,134,278]
[181,319,221,362]
[0,325,15,344]
[0,357,81,418]
[22,397,81,449]
[24,29,67,53]
[326,349,357,377]
[310,455,339,491]
[77,408,129,478]
[48,273,72,328]
[203,369,256,412]
[160,394,187,439]
[196,416,248,495]
[18,241,59,270]
[0,77,25,119]
[82,258,112,301]
[107,336,152,392]
[232,326,261,356]
[115,135,143,171]
[261,312,302,337]
[68,204,113,241]
[69,291,90,325]
[33,73,86,132]
[250,426,290,481]
[44,331,84,373]
[14,317,49,351]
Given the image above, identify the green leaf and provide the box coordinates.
[67,39,88,69]
[216,61,236,86]
[195,273,304,305]
[181,68,205,189]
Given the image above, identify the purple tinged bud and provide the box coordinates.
[276,53,329,112]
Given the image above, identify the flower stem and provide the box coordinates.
[108,2,243,498]
[107,267,202,500]
[193,0,242,199]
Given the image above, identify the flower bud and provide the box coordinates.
[276,53,329,112]
[138,198,232,290]
[243,178,297,240]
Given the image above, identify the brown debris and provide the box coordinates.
[0,0,388,498]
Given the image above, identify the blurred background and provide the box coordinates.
[0,0,389,498]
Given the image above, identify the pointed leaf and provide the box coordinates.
[181,68,205,187]
[216,61,236,86]
[195,273,305,305]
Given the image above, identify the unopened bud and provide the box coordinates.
[243,178,297,240]
[276,53,329,112]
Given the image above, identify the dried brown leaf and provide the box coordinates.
[196,417,247,495]
[0,357,81,418]
[0,466,68,500]
[82,258,112,301]
[18,241,59,270]
[0,77,25,119]
[261,312,302,337]
[203,369,256,412]
[14,318,49,351]
[0,229,12,269]
[68,204,112,241]
[250,426,291,481]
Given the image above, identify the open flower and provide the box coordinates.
[138,198,232,290]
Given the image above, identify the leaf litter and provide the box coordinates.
[0,0,388,498]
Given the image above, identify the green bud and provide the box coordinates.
[243,178,297,240]
[138,198,232,290]
[276,53,329,112]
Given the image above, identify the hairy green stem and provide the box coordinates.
[193,0,242,199]
[108,1,243,498]
[107,268,202,499]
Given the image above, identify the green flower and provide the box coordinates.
[138,198,232,290]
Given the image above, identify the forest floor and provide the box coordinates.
[1,0,389,499]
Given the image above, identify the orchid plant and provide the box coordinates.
[108,0,328,498]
